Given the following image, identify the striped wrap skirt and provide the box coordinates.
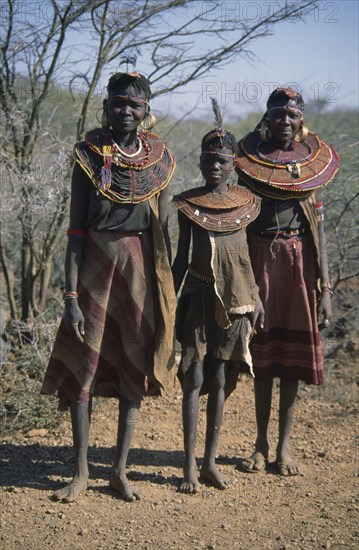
[248,232,324,385]
[41,230,163,409]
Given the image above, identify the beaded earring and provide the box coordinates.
[140,112,156,131]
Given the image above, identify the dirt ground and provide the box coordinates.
[1,346,358,550]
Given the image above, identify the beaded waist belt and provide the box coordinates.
[88,229,148,236]
[188,265,215,283]
[251,228,308,238]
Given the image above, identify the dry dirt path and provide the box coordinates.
[1,354,358,550]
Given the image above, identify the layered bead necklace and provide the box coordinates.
[76,128,176,203]
[101,132,151,189]
[113,136,142,157]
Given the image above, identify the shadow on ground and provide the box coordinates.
[0,444,184,491]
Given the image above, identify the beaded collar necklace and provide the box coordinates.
[173,185,261,232]
[75,129,176,204]
[101,133,151,189]
[255,140,314,166]
[240,135,321,179]
[236,130,339,197]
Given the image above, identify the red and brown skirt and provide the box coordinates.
[248,232,324,385]
[41,230,161,409]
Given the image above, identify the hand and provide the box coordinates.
[317,291,332,330]
[63,300,85,342]
[253,296,265,331]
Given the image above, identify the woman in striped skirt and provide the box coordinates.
[236,87,339,476]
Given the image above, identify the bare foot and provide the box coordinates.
[109,471,141,502]
[276,445,299,476]
[241,451,267,473]
[200,465,232,490]
[178,461,199,494]
[53,476,88,503]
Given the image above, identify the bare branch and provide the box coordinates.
[0,0,319,320]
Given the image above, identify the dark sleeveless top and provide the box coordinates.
[249,197,310,233]
[74,163,150,232]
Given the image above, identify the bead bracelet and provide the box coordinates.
[63,291,79,301]
[321,282,334,296]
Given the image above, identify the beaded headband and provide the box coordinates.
[266,106,303,117]
[201,150,235,159]
[108,94,148,105]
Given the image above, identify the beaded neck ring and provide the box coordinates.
[113,137,143,158]
[254,140,313,178]
[255,140,314,165]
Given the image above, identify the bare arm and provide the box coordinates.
[172,210,191,294]
[63,163,90,342]
[245,228,265,330]
[253,295,265,330]
[158,185,172,261]
[315,190,333,327]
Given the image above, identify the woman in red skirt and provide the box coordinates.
[236,87,339,475]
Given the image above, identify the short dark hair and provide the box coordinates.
[107,72,152,100]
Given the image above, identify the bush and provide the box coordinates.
[0,318,62,435]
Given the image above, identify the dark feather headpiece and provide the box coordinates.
[119,55,138,73]
[201,98,238,154]
[211,97,223,129]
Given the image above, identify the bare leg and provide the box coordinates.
[200,359,231,489]
[53,400,91,502]
[242,378,272,472]
[276,378,299,476]
[110,396,141,501]
[178,361,203,494]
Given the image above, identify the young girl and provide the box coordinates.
[172,101,263,494]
